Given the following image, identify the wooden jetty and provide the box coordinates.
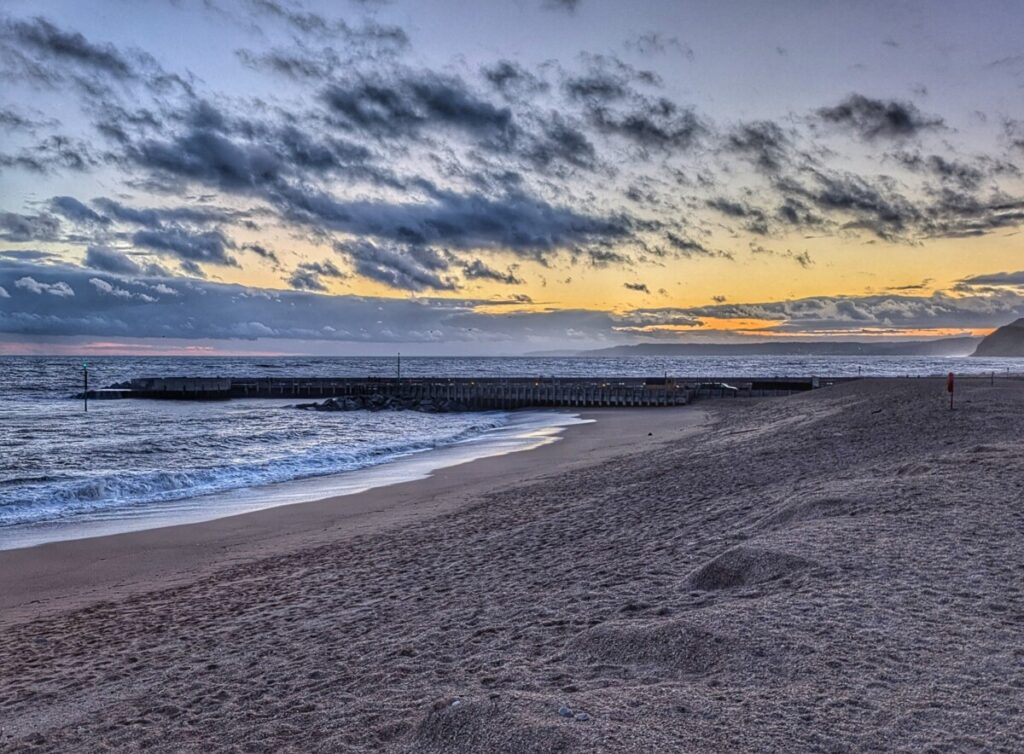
[82,376,826,409]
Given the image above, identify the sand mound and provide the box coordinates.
[401,699,575,754]
[685,545,816,591]
[569,618,732,675]
[753,495,862,531]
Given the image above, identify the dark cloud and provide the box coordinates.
[242,243,281,266]
[119,99,391,191]
[665,232,732,260]
[0,212,61,242]
[132,227,238,266]
[274,183,631,258]
[92,196,249,229]
[0,135,98,174]
[750,243,813,268]
[3,16,135,79]
[237,47,339,81]
[725,120,792,174]
[84,246,144,275]
[481,61,548,101]
[563,70,632,104]
[817,94,944,140]
[49,196,109,225]
[587,248,633,267]
[624,281,650,293]
[624,33,694,60]
[287,260,347,291]
[958,270,1024,287]
[543,0,582,12]
[0,15,192,97]
[775,196,827,229]
[706,197,769,235]
[524,115,597,170]
[892,151,986,191]
[0,106,53,132]
[322,70,515,146]
[588,99,702,151]
[777,170,918,241]
[335,239,457,291]
[462,259,523,285]
[245,0,408,51]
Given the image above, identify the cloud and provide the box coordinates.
[3,16,136,79]
[958,270,1024,287]
[750,243,813,268]
[0,135,98,174]
[462,259,523,285]
[244,0,408,51]
[131,227,238,266]
[242,243,281,266]
[481,61,548,99]
[14,276,74,296]
[624,281,650,293]
[335,240,457,291]
[287,260,347,291]
[84,246,143,275]
[706,197,769,235]
[0,286,8,298]
[91,196,246,229]
[725,120,793,174]
[49,195,109,225]
[892,151,988,191]
[543,0,581,11]
[624,33,694,60]
[89,277,156,301]
[0,106,49,132]
[322,69,515,145]
[274,183,631,258]
[0,212,61,242]
[816,94,944,140]
[665,232,732,260]
[0,15,191,96]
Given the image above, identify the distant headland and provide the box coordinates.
[971,319,1024,357]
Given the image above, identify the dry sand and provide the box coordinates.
[2,379,1024,752]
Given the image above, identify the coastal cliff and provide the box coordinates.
[972,318,1024,357]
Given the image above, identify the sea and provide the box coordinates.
[1,354,1019,550]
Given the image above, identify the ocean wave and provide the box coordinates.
[0,414,509,528]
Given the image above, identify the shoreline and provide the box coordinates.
[0,408,588,551]
[0,406,706,625]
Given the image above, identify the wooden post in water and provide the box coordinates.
[83,361,88,412]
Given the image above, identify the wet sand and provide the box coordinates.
[2,380,1024,752]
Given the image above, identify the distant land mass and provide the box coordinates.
[532,337,981,358]
[971,319,1024,357]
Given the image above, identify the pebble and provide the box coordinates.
[574,712,590,721]
[558,706,574,718]
[451,700,462,707]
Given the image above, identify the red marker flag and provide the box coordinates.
[947,372,955,409]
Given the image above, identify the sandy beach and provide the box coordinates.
[2,378,1024,752]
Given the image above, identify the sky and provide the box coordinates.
[1,0,1023,355]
